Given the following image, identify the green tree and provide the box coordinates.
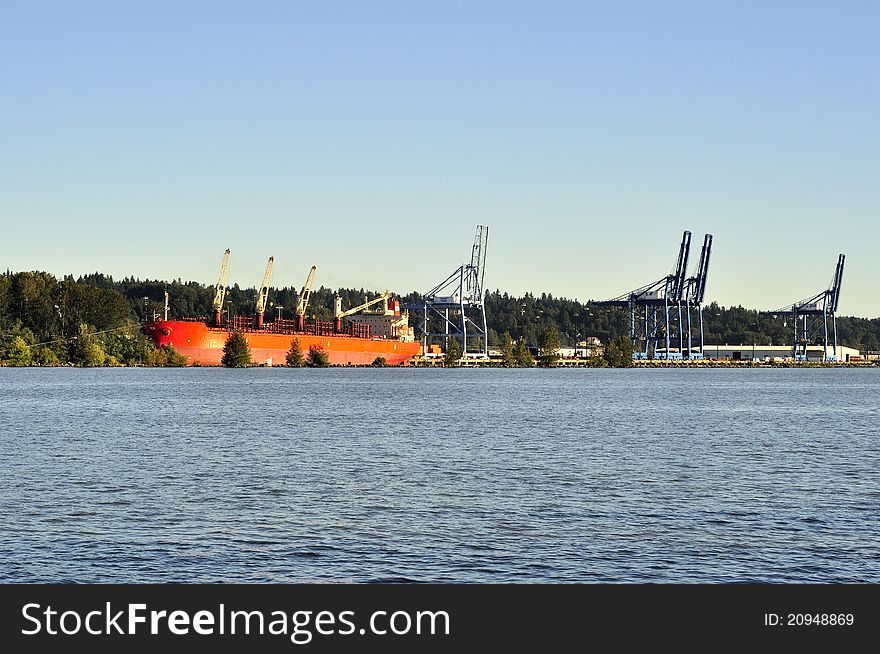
[0,321,36,354]
[9,271,61,340]
[123,331,158,366]
[33,346,61,367]
[371,356,387,367]
[99,326,157,366]
[221,332,252,368]
[514,339,534,367]
[68,323,106,367]
[165,345,188,367]
[149,344,188,367]
[444,335,461,366]
[603,336,633,367]
[306,345,330,367]
[500,331,516,367]
[6,336,32,366]
[0,322,34,365]
[537,325,561,367]
[286,338,305,367]
[0,274,10,329]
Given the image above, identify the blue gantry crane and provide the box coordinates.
[597,230,696,360]
[597,230,713,360]
[768,254,845,362]
[403,225,490,358]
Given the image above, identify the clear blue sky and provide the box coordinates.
[2,1,877,315]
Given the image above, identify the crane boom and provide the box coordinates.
[671,230,691,303]
[295,266,317,317]
[212,249,231,310]
[686,233,713,304]
[695,233,713,304]
[212,248,231,326]
[335,291,391,318]
[830,253,845,313]
[467,225,489,303]
[255,256,274,328]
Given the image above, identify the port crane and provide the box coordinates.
[683,234,713,358]
[597,230,694,359]
[294,265,317,331]
[767,254,845,361]
[254,256,275,329]
[212,248,231,326]
[403,225,490,358]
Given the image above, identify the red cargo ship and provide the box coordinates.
[144,297,421,366]
[143,252,421,366]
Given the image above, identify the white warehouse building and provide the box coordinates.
[702,344,861,362]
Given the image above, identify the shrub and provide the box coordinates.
[306,345,329,367]
[444,336,461,366]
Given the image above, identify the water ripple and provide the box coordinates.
[1,367,879,582]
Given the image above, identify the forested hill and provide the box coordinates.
[2,271,880,360]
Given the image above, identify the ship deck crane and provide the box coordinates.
[212,249,231,326]
[295,265,317,331]
[333,291,391,332]
[255,256,275,329]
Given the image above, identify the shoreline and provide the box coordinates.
[1,360,877,369]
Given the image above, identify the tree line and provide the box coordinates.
[2,269,879,366]
[71,273,880,352]
[0,271,185,366]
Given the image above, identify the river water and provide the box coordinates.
[1,367,878,583]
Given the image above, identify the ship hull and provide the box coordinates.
[144,320,421,366]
